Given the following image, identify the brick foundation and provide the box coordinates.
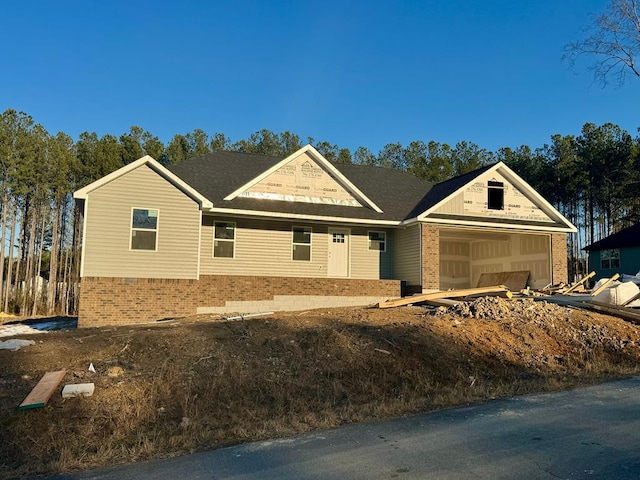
[78,275,401,327]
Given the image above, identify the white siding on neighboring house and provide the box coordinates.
[82,165,201,279]
[394,224,421,285]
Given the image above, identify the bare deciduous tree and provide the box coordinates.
[564,0,640,86]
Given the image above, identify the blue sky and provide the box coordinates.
[1,0,638,155]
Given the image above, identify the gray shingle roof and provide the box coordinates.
[584,223,640,251]
[166,150,491,223]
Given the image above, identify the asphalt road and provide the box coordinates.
[55,377,640,480]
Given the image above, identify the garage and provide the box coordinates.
[438,227,551,290]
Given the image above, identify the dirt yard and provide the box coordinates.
[2,298,640,478]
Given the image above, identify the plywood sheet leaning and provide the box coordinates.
[378,285,509,309]
[477,271,530,292]
[19,370,66,410]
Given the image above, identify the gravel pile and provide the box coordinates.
[433,296,570,323]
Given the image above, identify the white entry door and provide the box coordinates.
[328,228,349,277]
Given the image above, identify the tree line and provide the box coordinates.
[1,108,639,316]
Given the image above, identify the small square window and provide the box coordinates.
[131,208,158,251]
[368,231,386,252]
[214,222,235,258]
[292,226,311,261]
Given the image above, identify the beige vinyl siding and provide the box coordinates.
[435,192,464,214]
[200,218,329,277]
[350,227,393,279]
[394,224,421,285]
[82,165,201,279]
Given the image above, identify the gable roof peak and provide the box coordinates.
[222,144,384,213]
[74,155,213,209]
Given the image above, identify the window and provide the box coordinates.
[292,226,311,261]
[131,208,158,251]
[214,222,235,258]
[487,180,504,210]
[368,231,386,252]
[600,249,620,270]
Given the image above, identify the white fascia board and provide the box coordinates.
[205,206,399,226]
[492,163,577,232]
[421,217,577,233]
[223,145,384,213]
[416,162,577,232]
[73,155,213,210]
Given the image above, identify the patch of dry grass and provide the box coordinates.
[2,305,640,478]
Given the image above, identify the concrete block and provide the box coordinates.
[62,383,95,398]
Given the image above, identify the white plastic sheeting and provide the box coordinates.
[592,279,640,307]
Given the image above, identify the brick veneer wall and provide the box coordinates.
[551,233,568,284]
[78,275,401,327]
[421,224,440,290]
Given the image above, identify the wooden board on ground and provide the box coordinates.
[463,290,513,301]
[19,370,66,410]
[423,298,462,307]
[563,271,596,294]
[378,285,508,309]
[477,271,530,292]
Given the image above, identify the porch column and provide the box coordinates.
[551,233,568,284]
[421,223,440,291]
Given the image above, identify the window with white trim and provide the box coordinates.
[600,249,620,270]
[214,222,235,258]
[131,208,158,251]
[292,226,311,261]
[368,231,386,252]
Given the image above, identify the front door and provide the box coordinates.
[328,228,349,277]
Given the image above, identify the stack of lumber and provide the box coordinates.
[540,272,596,295]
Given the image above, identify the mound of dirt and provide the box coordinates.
[2,303,640,479]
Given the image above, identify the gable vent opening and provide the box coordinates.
[487,180,505,210]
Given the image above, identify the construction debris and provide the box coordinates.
[62,383,95,398]
[376,266,640,329]
[591,274,621,296]
[0,339,35,351]
[433,296,568,321]
[593,280,640,306]
[563,271,596,294]
[19,370,66,410]
[378,285,509,309]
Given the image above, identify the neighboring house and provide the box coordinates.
[584,223,640,281]
[74,145,576,326]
